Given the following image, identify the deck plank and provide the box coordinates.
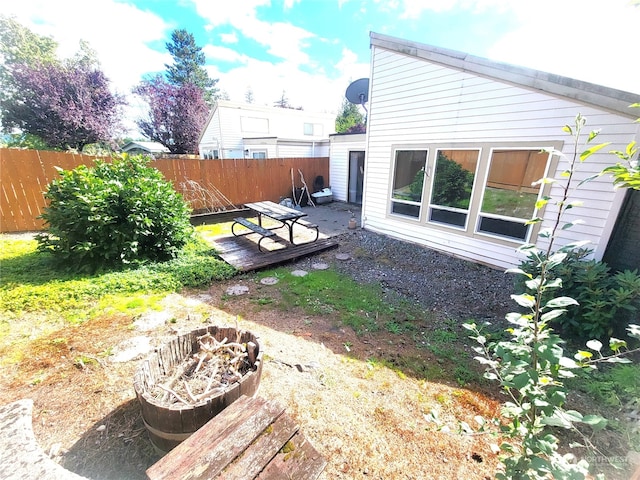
[212,234,339,272]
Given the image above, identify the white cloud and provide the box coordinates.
[192,0,316,66]
[203,44,249,64]
[220,32,239,43]
[487,0,640,93]
[2,0,171,136]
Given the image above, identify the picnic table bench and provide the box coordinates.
[232,201,319,251]
[146,395,326,480]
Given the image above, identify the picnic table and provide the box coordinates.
[232,201,318,251]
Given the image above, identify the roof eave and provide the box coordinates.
[370,32,639,119]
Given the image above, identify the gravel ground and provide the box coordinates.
[295,228,515,324]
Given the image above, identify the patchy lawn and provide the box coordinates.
[0,233,636,479]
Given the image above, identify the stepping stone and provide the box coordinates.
[226,284,250,296]
[260,277,279,285]
[335,253,351,261]
[291,270,308,277]
[312,262,329,270]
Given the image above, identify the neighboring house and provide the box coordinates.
[121,141,170,155]
[198,100,334,159]
[329,132,366,204]
[359,32,639,270]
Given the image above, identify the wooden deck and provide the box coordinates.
[212,233,339,272]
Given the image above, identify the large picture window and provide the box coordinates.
[390,150,428,218]
[477,149,549,241]
[428,149,479,228]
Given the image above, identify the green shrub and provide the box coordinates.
[431,153,474,208]
[517,248,640,340]
[37,154,193,272]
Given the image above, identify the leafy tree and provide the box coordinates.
[0,15,58,68]
[0,16,124,150]
[335,98,365,133]
[165,29,218,104]
[134,75,209,154]
[1,60,124,151]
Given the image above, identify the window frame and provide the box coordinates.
[426,148,481,231]
[475,147,554,243]
[388,148,429,220]
[386,141,561,246]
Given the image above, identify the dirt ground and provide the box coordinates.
[0,249,634,479]
[0,278,508,480]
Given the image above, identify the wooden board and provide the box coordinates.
[146,395,326,480]
[213,234,339,272]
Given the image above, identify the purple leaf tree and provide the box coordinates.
[133,75,209,154]
[1,61,125,151]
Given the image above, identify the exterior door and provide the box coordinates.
[348,150,365,204]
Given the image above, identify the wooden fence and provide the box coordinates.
[0,149,329,233]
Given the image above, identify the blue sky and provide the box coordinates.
[4,0,639,135]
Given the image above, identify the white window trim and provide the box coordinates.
[387,141,562,247]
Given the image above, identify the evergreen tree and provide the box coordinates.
[335,98,365,133]
[245,87,254,104]
[165,29,218,104]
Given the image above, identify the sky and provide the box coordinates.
[3,0,639,137]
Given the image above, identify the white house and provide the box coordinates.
[359,32,639,270]
[329,132,366,204]
[198,100,335,159]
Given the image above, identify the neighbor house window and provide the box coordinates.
[390,150,428,218]
[202,149,219,159]
[477,149,550,241]
[428,149,479,228]
[251,150,267,159]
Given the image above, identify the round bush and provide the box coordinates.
[38,154,193,271]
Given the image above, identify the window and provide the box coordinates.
[251,150,267,159]
[428,149,479,228]
[202,149,219,159]
[477,149,550,241]
[390,150,428,218]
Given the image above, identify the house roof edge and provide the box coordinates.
[369,32,639,119]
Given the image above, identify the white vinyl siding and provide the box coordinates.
[363,47,638,269]
[198,100,335,159]
[329,134,366,202]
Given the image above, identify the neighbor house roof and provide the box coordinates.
[370,32,639,119]
[121,141,170,153]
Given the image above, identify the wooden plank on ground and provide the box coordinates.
[220,413,300,480]
[213,235,339,272]
[256,431,327,480]
[146,396,285,480]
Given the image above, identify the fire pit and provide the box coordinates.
[133,325,263,452]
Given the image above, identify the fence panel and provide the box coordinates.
[0,148,329,232]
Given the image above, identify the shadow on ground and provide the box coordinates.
[62,399,160,480]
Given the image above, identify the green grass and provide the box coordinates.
[261,267,425,334]
[481,187,538,219]
[0,233,235,325]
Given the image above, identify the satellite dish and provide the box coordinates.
[345,78,369,113]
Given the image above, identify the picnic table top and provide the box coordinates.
[245,201,307,222]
